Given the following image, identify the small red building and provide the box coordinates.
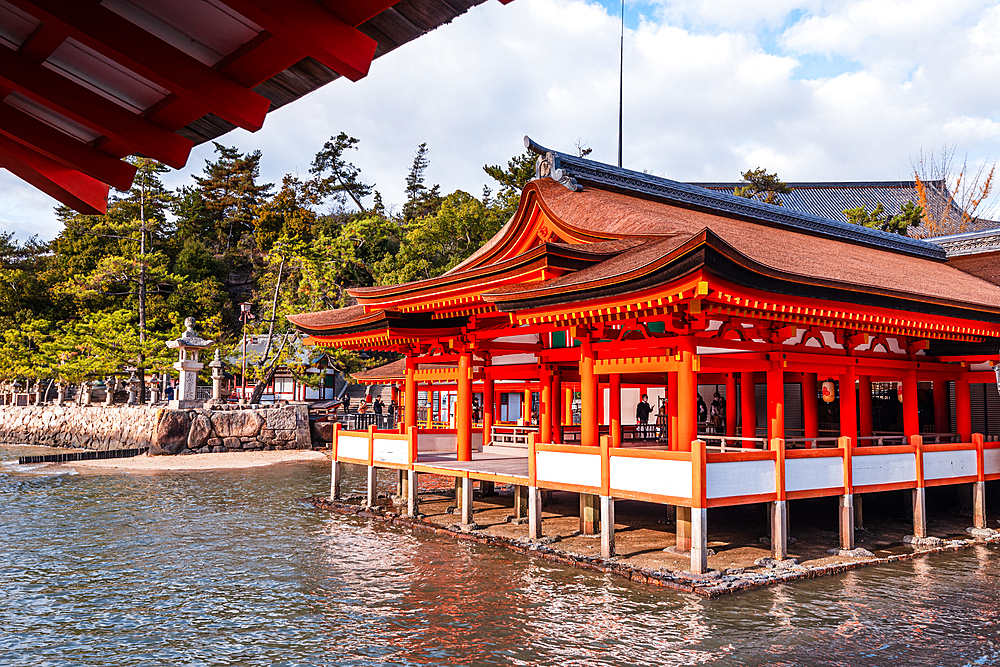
[290,138,1000,573]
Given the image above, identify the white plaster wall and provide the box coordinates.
[373,437,408,465]
[985,449,1000,476]
[924,449,977,481]
[706,460,775,499]
[620,388,640,426]
[536,451,602,489]
[337,435,369,460]
[852,453,916,487]
[610,456,692,499]
[785,457,844,493]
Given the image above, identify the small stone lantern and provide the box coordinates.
[166,317,213,409]
[33,380,43,405]
[56,381,66,406]
[104,376,115,406]
[206,349,226,407]
[149,373,160,404]
[126,370,140,405]
[82,380,94,405]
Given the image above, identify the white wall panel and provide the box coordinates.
[706,460,775,499]
[610,456,692,499]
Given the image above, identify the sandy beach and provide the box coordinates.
[69,449,329,472]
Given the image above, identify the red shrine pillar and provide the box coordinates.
[725,372,737,438]
[482,370,494,447]
[551,373,562,443]
[404,356,418,431]
[741,371,756,444]
[609,373,622,447]
[802,373,819,444]
[956,378,972,442]
[579,340,598,448]
[540,367,552,444]
[858,375,873,438]
[932,380,948,435]
[676,338,697,452]
[767,365,785,441]
[457,352,473,461]
[668,373,679,449]
[840,366,858,444]
[902,369,919,440]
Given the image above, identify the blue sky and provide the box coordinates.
[3,0,1000,240]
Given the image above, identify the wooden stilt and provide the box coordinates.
[407,470,419,516]
[461,477,474,525]
[396,469,405,497]
[690,508,708,574]
[676,506,692,552]
[840,494,855,550]
[771,500,788,559]
[514,484,528,518]
[854,493,863,530]
[600,496,615,558]
[480,480,495,496]
[366,465,377,507]
[528,486,542,539]
[912,488,927,538]
[974,481,987,529]
[579,493,599,535]
[330,460,341,500]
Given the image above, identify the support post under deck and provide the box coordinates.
[528,486,543,539]
[407,470,419,517]
[580,493,599,535]
[974,481,987,529]
[771,500,788,560]
[600,496,615,558]
[366,465,377,508]
[690,508,708,574]
[676,506,691,552]
[840,494,855,550]
[460,477,474,526]
[330,461,341,500]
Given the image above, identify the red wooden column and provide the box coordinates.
[932,380,948,435]
[840,366,858,444]
[676,338,697,452]
[609,373,622,447]
[725,372,737,438]
[540,367,552,444]
[580,340,598,448]
[858,375,873,438]
[956,378,972,442]
[802,373,819,443]
[741,371,756,444]
[523,388,532,423]
[404,356,418,431]
[668,373,679,449]
[551,373,562,443]
[457,351,473,461]
[597,380,606,427]
[564,386,574,427]
[902,369,919,441]
[767,365,784,441]
[482,370,494,446]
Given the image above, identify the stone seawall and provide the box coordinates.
[0,404,314,455]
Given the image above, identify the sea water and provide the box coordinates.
[2,444,998,667]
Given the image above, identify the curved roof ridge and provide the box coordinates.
[523,137,945,261]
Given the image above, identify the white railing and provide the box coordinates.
[491,424,538,448]
[699,434,767,452]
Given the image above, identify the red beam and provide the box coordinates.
[0,43,192,168]
[0,134,108,214]
[216,0,377,81]
[9,0,270,132]
[0,101,136,190]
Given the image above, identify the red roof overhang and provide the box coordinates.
[0,0,504,214]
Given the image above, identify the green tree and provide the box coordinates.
[402,142,442,222]
[483,149,536,213]
[309,132,373,214]
[733,167,792,206]
[844,200,922,236]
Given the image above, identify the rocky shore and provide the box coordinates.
[0,404,315,454]
[309,494,1000,597]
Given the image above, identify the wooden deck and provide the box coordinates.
[414,446,529,484]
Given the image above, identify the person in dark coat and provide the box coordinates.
[636,394,652,424]
[373,396,384,415]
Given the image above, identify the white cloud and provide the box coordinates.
[4,0,1000,241]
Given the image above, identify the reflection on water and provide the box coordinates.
[2,444,999,667]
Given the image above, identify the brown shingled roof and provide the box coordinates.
[351,358,406,382]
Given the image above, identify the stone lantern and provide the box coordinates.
[149,373,160,404]
[166,317,213,409]
[126,370,140,405]
[33,380,43,405]
[206,349,226,407]
[104,376,115,406]
[56,381,66,406]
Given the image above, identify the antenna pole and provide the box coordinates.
[618,0,624,168]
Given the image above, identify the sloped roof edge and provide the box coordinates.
[523,137,946,261]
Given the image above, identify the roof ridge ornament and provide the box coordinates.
[524,136,581,192]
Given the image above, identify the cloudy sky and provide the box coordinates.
[3,0,1000,240]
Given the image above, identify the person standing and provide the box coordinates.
[636,393,652,439]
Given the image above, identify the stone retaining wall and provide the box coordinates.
[0,404,314,455]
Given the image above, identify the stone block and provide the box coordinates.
[211,410,264,438]
[222,436,242,450]
[187,413,211,451]
[150,410,190,456]
[263,408,296,431]
[312,421,334,443]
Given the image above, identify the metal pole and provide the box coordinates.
[618,0,624,168]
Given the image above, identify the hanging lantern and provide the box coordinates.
[821,381,836,403]
[897,382,904,403]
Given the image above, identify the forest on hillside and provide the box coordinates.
[0,135,536,388]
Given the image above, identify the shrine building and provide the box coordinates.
[288,137,1000,574]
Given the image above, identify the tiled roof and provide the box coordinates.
[525,138,945,261]
[927,228,1000,257]
[691,181,931,222]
